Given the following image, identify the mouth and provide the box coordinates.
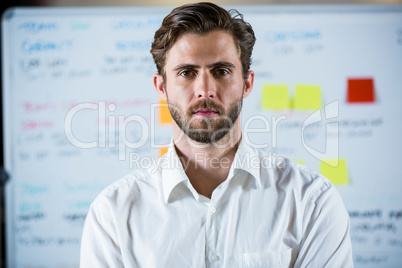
[193,108,219,118]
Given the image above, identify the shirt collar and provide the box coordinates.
[160,141,189,203]
[161,137,262,204]
[232,137,262,189]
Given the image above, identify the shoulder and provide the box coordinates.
[90,167,161,210]
[257,149,334,202]
[279,158,329,188]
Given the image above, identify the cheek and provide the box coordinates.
[165,84,190,108]
[219,82,244,99]
[166,83,195,104]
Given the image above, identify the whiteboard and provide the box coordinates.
[2,5,402,268]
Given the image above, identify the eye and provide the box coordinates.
[214,69,230,76]
[179,70,195,77]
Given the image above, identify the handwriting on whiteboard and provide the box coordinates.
[21,39,73,54]
[18,21,59,33]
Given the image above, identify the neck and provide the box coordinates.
[172,120,242,198]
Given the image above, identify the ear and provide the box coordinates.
[153,73,167,100]
[242,70,254,99]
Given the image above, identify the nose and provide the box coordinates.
[195,72,215,99]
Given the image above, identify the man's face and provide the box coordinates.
[157,30,253,144]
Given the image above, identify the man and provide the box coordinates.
[80,2,353,267]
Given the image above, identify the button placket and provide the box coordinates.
[205,194,221,267]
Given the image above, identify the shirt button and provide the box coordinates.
[210,206,216,213]
[210,254,219,261]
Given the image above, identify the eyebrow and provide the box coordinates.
[172,61,236,71]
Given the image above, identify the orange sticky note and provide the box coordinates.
[293,85,322,110]
[320,159,349,185]
[262,85,290,109]
[159,99,172,124]
[159,147,168,157]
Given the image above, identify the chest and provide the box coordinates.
[122,188,302,267]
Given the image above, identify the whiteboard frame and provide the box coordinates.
[2,12,14,268]
[2,4,402,267]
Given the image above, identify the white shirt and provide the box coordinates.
[80,139,353,267]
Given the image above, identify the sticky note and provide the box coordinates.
[159,147,168,157]
[262,85,290,109]
[347,78,375,103]
[320,159,349,185]
[159,99,172,124]
[293,85,322,110]
[294,159,305,165]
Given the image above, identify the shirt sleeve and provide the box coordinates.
[80,201,124,268]
[294,177,354,267]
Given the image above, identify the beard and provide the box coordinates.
[168,97,243,144]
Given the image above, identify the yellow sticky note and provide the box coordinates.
[159,147,168,157]
[159,99,172,124]
[262,85,290,109]
[320,159,349,185]
[294,159,305,165]
[293,85,322,110]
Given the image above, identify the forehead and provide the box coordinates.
[165,30,241,68]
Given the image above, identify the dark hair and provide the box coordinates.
[150,2,256,79]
